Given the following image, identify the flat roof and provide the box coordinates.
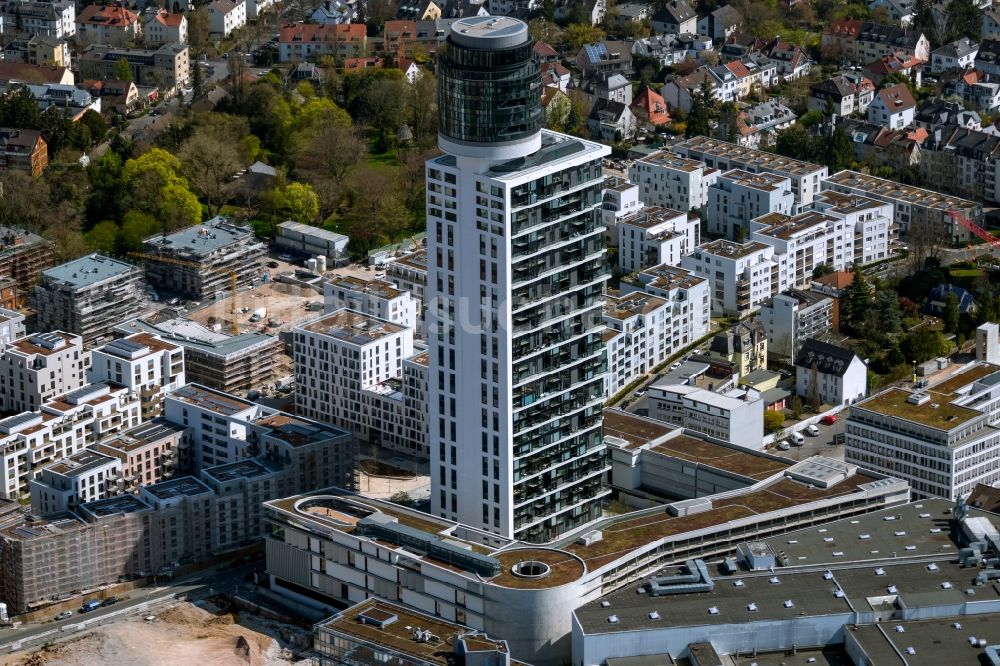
[8,331,77,356]
[675,136,825,176]
[253,412,350,446]
[80,494,151,518]
[604,292,668,319]
[756,211,839,241]
[278,220,348,243]
[602,409,674,449]
[721,169,790,192]
[319,599,524,666]
[299,309,405,344]
[326,274,405,300]
[45,450,118,478]
[43,254,140,288]
[824,170,979,212]
[144,217,258,258]
[388,249,427,273]
[117,318,280,358]
[100,331,179,359]
[630,263,706,292]
[96,418,186,453]
[850,615,1000,664]
[650,433,791,481]
[854,387,983,430]
[143,475,213,500]
[636,150,705,172]
[575,499,997,636]
[203,458,274,483]
[696,239,771,260]
[479,130,607,181]
[619,206,687,230]
[814,190,889,215]
[169,383,255,416]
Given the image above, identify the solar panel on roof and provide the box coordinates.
[0,412,42,428]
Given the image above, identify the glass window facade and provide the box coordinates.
[437,39,542,145]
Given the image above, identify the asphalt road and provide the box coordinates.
[0,560,259,650]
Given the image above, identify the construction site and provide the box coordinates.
[0,227,52,307]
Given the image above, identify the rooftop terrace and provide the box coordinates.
[46,449,118,478]
[169,383,255,416]
[676,136,825,176]
[299,310,405,344]
[143,475,213,501]
[825,169,980,212]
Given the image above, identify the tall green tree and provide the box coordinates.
[943,292,960,333]
[912,0,937,43]
[840,266,873,335]
[826,126,855,172]
[114,58,132,82]
[945,0,980,41]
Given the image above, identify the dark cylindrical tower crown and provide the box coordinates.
[437,17,542,159]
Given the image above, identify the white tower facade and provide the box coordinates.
[427,17,611,543]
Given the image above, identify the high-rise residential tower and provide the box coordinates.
[427,16,611,543]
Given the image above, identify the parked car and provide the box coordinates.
[789,432,805,446]
[805,424,820,436]
[266,261,279,268]
[80,600,100,613]
[101,596,121,607]
[777,440,791,451]
[55,610,73,621]
[820,414,837,425]
[670,362,682,370]
[633,390,645,397]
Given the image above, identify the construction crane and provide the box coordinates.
[128,252,240,335]
[948,210,1000,251]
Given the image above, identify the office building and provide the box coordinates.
[673,136,829,206]
[617,207,698,273]
[681,239,775,317]
[426,17,611,542]
[846,362,1000,499]
[646,383,764,447]
[759,290,834,359]
[28,449,122,516]
[141,217,266,301]
[263,459,907,664]
[34,254,145,348]
[572,498,998,665]
[0,331,89,413]
[323,274,421,336]
[822,169,981,244]
[90,333,184,420]
[707,169,795,241]
[116,318,281,395]
[628,151,719,212]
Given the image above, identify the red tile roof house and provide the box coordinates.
[278,22,367,62]
[75,4,141,47]
[630,87,670,127]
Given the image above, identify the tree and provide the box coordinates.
[716,102,740,142]
[876,289,903,334]
[79,110,106,145]
[191,60,204,101]
[359,78,407,153]
[901,328,947,364]
[114,57,132,82]
[122,147,201,230]
[178,126,245,214]
[561,24,605,52]
[188,7,210,52]
[945,0,980,42]
[686,79,715,137]
[840,266,873,335]
[296,123,366,218]
[407,72,437,148]
[0,87,41,129]
[118,210,159,252]
[262,182,320,224]
[826,126,855,172]
[943,292,960,333]
[913,0,937,43]
[790,395,803,419]
[775,125,818,162]
[764,410,785,433]
[85,220,120,254]
[812,263,834,279]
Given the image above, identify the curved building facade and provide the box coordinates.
[437,16,542,159]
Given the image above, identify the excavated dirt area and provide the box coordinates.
[2,602,310,666]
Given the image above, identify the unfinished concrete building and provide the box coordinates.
[0,227,53,305]
[117,318,281,395]
[141,217,266,300]
[34,255,145,348]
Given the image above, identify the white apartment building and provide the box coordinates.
[759,290,834,359]
[620,263,710,341]
[846,362,1000,500]
[89,332,185,420]
[427,17,611,542]
[323,274,421,337]
[794,338,867,407]
[143,9,188,46]
[673,136,828,206]
[681,239,776,318]
[0,331,89,413]
[293,310,425,455]
[1,0,76,38]
[164,382,352,475]
[809,190,893,265]
[822,169,981,244]
[207,0,246,36]
[603,292,670,396]
[601,176,643,245]
[384,249,427,311]
[0,382,140,500]
[29,449,122,516]
[707,169,795,240]
[0,308,25,346]
[628,151,719,212]
[618,207,698,273]
[646,383,764,448]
